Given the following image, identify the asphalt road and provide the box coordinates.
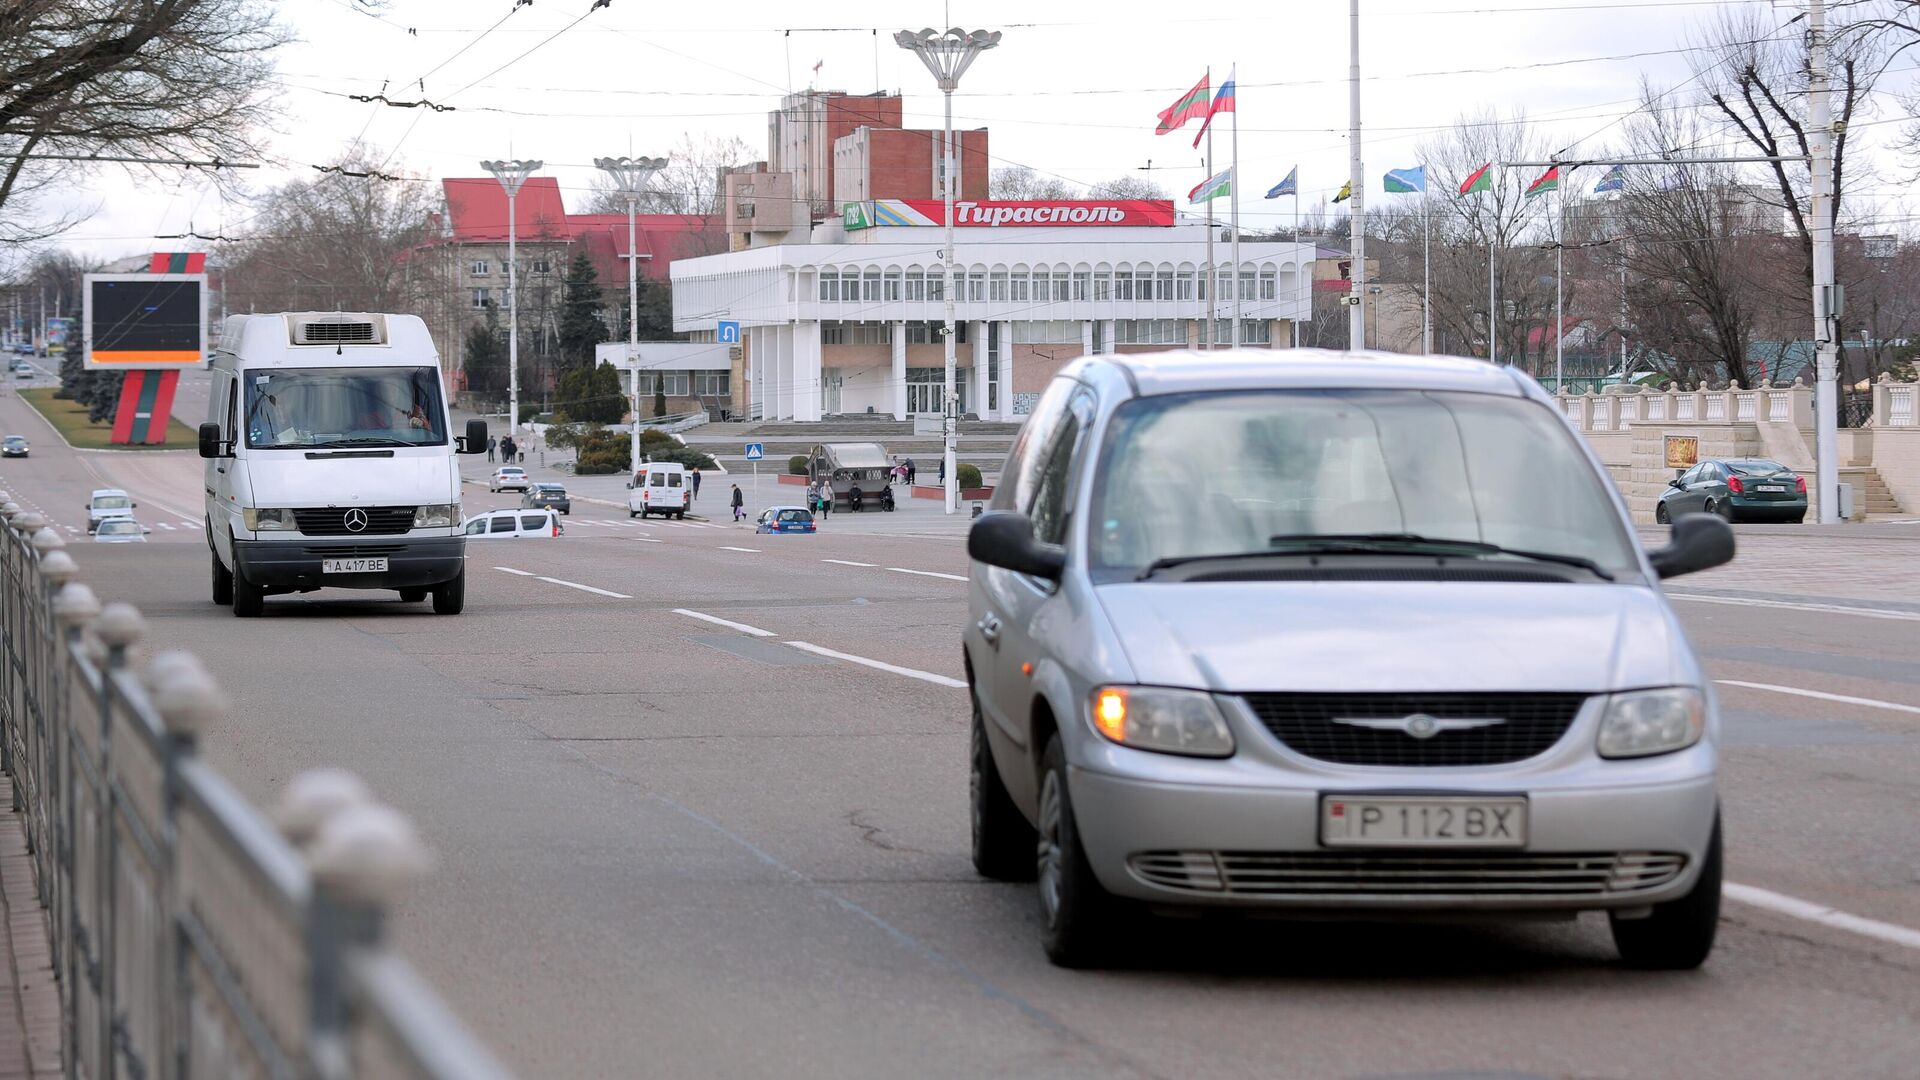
[3,391,1918,1079]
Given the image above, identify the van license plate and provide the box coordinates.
[1320,795,1527,848]
[322,557,388,574]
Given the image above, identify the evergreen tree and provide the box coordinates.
[555,362,627,424]
[653,373,667,417]
[463,303,508,395]
[557,251,607,374]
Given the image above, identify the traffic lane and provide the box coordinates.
[0,390,206,540]
[75,544,1127,1080]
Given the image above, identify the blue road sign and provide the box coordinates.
[744,442,765,461]
[717,320,740,344]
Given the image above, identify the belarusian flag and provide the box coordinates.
[1157,74,1211,135]
[1459,163,1492,195]
[1525,166,1560,198]
[1189,166,1233,203]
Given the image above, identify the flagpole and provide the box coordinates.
[1489,229,1498,366]
[1422,180,1431,354]
[1294,189,1301,347]
[1204,65,1215,352]
[1229,64,1242,349]
[1554,171,1565,392]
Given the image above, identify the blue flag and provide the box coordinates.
[1265,167,1298,199]
[1383,166,1426,193]
[1593,164,1626,193]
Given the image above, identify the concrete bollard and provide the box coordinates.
[38,550,78,586]
[306,802,434,907]
[147,649,227,739]
[51,581,101,630]
[276,769,373,848]
[32,528,65,555]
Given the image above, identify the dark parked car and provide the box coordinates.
[1,435,27,458]
[1656,459,1806,524]
[521,482,571,515]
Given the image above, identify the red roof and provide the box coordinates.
[440,179,721,282]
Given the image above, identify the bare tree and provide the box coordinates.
[1086,175,1170,200]
[0,0,291,247]
[582,133,754,216]
[988,166,1079,200]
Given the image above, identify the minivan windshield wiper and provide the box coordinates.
[1266,532,1615,581]
[310,437,418,448]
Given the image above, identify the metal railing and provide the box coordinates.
[0,496,514,1080]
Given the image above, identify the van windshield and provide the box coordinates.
[92,495,131,510]
[244,367,446,449]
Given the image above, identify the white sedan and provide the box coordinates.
[489,466,530,493]
[462,509,562,539]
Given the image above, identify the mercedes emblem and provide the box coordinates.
[343,508,369,533]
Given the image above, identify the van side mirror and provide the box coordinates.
[197,422,229,459]
[1648,512,1735,579]
[968,511,1064,581]
[456,418,488,454]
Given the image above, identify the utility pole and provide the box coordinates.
[1809,0,1839,523]
[1347,0,1367,350]
[596,156,668,472]
[481,159,543,440]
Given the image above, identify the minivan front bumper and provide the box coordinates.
[232,536,464,594]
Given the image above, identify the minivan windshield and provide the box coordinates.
[1087,389,1640,582]
[92,495,131,510]
[244,366,446,449]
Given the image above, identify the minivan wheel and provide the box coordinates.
[431,568,466,615]
[231,569,264,618]
[971,692,1035,882]
[1037,735,1121,967]
[211,552,233,605]
[1610,815,1721,970]
[1654,501,1670,525]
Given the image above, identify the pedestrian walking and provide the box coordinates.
[730,484,744,522]
[690,466,702,501]
[486,435,497,462]
[937,457,946,486]
[905,457,916,485]
[500,436,516,464]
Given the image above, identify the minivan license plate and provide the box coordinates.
[1320,795,1527,848]
[321,557,388,574]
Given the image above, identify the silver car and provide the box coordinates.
[964,350,1735,969]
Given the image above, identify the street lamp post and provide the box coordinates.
[895,26,1000,514]
[595,156,669,471]
[481,159,543,440]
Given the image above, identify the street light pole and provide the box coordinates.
[896,26,1001,515]
[595,156,669,472]
[481,159,543,439]
[1808,0,1840,524]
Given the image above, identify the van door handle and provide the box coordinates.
[978,614,1002,647]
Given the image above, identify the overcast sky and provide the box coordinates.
[45,0,1919,261]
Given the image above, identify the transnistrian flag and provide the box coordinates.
[1525,165,1561,198]
[1157,74,1212,135]
[1332,179,1353,203]
[1189,166,1233,203]
[1459,163,1492,195]
[1383,166,1426,193]
[1593,164,1626,193]
[1191,66,1237,148]
[1265,167,1298,199]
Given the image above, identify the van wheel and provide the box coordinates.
[971,690,1035,882]
[211,553,233,605]
[1037,735,1122,967]
[231,570,264,618]
[431,568,465,615]
[1610,815,1721,970]
[628,509,638,518]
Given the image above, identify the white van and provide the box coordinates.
[199,312,488,617]
[626,462,690,519]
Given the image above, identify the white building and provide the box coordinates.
[670,201,1314,422]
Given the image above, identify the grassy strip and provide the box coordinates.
[17,387,198,451]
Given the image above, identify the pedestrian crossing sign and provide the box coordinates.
[744,443,764,460]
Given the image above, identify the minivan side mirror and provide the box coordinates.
[1648,512,1735,579]
[456,418,488,455]
[197,422,229,459]
[968,511,1064,581]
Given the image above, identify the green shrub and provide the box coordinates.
[642,446,719,471]
[639,427,677,450]
[956,463,984,489]
[788,454,810,476]
[569,427,632,474]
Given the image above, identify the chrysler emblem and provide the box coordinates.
[1331,713,1505,740]
[343,508,369,533]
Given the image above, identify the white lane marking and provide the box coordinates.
[1667,592,1920,623]
[887,566,967,582]
[631,537,663,544]
[782,640,968,689]
[494,566,537,576]
[672,608,774,637]
[1716,680,1920,717]
[719,546,760,553]
[155,522,176,530]
[177,520,196,528]
[537,575,632,599]
[822,559,877,568]
[1724,882,1920,951]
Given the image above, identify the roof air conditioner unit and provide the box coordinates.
[289,313,387,346]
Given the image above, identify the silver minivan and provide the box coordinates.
[964,350,1735,969]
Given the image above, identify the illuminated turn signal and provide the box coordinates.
[1094,688,1128,742]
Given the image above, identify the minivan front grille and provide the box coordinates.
[292,507,415,536]
[1128,850,1687,900]
[1241,693,1587,767]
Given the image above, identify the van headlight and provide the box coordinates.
[413,503,458,528]
[242,507,295,531]
[1596,688,1705,758]
[1089,686,1235,758]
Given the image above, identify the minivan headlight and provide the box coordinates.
[1597,688,1705,758]
[242,507,295,531]
[414,503,458,528]
[1089,686,1235,758]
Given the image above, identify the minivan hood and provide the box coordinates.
[243,452,455,506]
[1096,581,1683,693]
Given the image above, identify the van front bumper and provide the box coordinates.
[232,536,464,594]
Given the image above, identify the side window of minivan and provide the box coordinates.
[668,474,682,487]
[651,473,667,487]
[465,518,487,535]
[1026,390,1095,547]
[489,515,516,534]
[224,377,238,441]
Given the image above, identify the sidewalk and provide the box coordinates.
[0,777,60,1079]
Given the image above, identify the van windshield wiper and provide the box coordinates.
[310,437,419,448]
[1266,532,1615,581]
